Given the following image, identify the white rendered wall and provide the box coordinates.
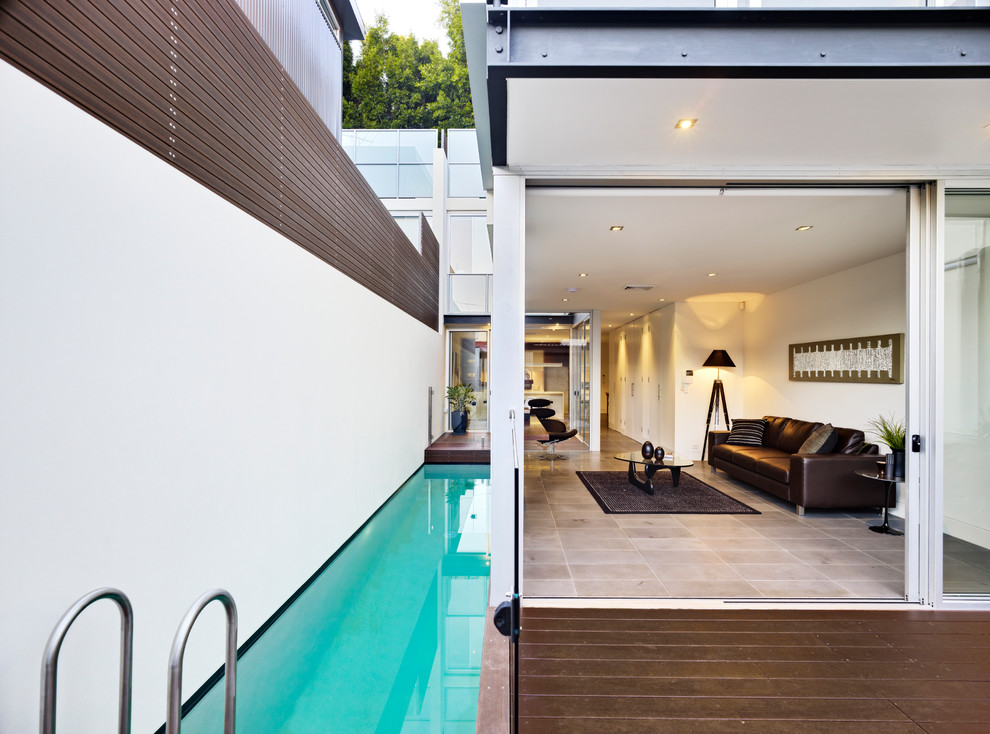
[742,253,907,434]
[0,63,443,734]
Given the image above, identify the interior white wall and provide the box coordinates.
[608,254,906,463]
[742,253,906,434]
[608,303,743,459]
[0,63,443,734]
[672,302,746,459]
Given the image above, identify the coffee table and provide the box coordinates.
[613,451,694,495]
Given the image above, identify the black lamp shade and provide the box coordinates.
[703,350,735,368]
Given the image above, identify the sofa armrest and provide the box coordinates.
[707,430,731,467]
[789,453,890,509]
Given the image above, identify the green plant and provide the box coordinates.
[445,384,476,411]
[867,414,906,451]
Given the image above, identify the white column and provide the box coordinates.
[489,170,526,605]
[589,309,602,451]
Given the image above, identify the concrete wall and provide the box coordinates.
[0,64,443,733]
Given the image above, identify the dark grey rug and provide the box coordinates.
[576,471,760,515]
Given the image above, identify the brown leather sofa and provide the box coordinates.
[708,416,884,515]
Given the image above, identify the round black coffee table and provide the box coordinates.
[855,468,904,536]
[613,451,694,495]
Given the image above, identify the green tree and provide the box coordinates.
[343,1,473,130]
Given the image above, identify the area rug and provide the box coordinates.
[575,471,760,515]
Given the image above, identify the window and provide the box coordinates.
[344,129,437,199]
[446,130,485,199]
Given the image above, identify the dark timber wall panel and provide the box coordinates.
[0,0,439,330]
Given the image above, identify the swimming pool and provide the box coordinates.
[178,464,491,733]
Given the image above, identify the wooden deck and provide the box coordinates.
[518,606,990,733]
[424,431,490,464]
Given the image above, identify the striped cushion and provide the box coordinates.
[725,418,767,446]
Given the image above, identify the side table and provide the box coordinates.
[854,469,904,536]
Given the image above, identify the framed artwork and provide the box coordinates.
[789,333,904,384]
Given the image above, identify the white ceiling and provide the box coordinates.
[525,187,908,328]
[511,75,990,328]
[507,77,990,174]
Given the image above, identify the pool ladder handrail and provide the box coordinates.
[40,587,134,734]
[166,588,237,734]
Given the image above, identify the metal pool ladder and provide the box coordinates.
[41,587,237,733]
[166,588,238,734]
[41,587,134,734]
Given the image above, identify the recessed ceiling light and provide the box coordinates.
[675,118,697,130]
[610,225,624,231]
[796,225,814,231]
[579,273,588,277]
[629,313,635,316]
[562,298,569,302]
[708,272,717,277]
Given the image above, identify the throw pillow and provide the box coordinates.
[725,418,767,446]
[799,423,838,454]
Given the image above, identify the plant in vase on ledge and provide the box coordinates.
[868,414,906,478]
[446,384,476,435]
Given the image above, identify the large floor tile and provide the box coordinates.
[563,549,645,565]
[557,534,636,551]
[714,549,802,565]
[645,562,744,581]
[747,579,855,598]
[524,578,577,596]
[572,579,669,597]
[568,562,656,580]
[815,564,905,582]
[661,578,762,598]
[732,563,832,582]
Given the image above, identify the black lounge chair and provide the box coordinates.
[529,406,556,429]
[537,418,578,460]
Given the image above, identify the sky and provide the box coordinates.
[353,0,450,54]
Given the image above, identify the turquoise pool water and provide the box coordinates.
[180,465,491,733]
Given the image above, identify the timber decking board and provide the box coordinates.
[424,431,491,465]
[518,606,990,731]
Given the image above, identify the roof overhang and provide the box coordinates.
[328,0,366,42]
[470,5,990,171]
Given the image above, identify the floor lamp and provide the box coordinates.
[700,349,735,460]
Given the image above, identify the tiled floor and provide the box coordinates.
[523,428,907,599]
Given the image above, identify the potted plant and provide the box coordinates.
[446,384,476,435]
[867,414,906,477]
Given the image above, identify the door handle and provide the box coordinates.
[912,434,921,452]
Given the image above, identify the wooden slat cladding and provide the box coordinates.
[0,0,438,330]
[519,606,990,733]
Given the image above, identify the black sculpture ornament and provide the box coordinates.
[654,445,665,462]
[641,441,654,460]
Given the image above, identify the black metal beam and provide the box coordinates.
[485,7,990,166]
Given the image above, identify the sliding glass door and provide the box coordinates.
[449,330,489,432]
[570,315,592,446]
[942,191,990,596]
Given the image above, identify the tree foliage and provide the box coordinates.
[343,0,473,129]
